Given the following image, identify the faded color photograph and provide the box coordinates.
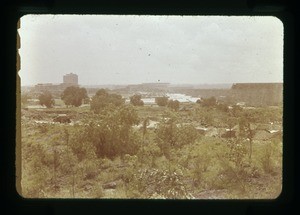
[18,15,283,199]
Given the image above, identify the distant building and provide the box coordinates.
[127,82,170,92]
[34,83,55,91]
[231,83,283,91]
[230,83,283,106]
[63,73,78,85]
[33,73,79,95]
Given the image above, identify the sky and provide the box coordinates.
[19,15,283,86]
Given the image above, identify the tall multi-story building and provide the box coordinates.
[63,73,78,85]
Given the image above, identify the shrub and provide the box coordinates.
[155,117,199,153]
[259,140,282,175]
[217,139,251,191]
[126,168,193,199]
[78,106,141,159]
[167,99,180,111]
[155,96,169,106]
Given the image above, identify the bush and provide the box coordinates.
[217,139,251,191]
[126,168,193,199]
[79,106,141,159]
[155,96,169,106]
[137,143,161,167]
[155,117,199,153]
[167,99,180,111]
[259,140,282,175]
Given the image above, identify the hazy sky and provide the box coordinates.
[19,15,283,86]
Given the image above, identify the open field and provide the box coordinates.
[20,97,282,199]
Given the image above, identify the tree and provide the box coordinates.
[130,94,144,106]
[61,86,88,107]
[90,89,125,113]
[38,91,54,108]
[155,96,169,106]
[81,106,140,158]
[156,116,198,153]
[167,99,180,111]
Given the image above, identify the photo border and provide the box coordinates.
[2,0,296,214]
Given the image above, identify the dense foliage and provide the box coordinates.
[90,89,125,113]
[155,96,169,106]
[61,86,88,107]
[167,99,180,111]
[38,91,55,108]
[130,94,144,106]
[78,106,140,158]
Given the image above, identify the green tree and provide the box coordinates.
[80,106,140,158]
[156,116,198,156]
[130,94,144,106]
[61,86,88,107]
[167,99,180,111]
[155,96,169,106]
[38,91,54,108]
[90,89,125,113]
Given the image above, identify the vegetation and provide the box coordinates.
[155,96,169,106]
[38,91,55,108]
[130,94,144,106]
[167,99,180,111]
[198,96,217,107]
[90,89,125,113]
[61,86,88,107]
[21,90,282,199]
[78,106,140,159]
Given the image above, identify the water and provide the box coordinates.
[165,93,199,103]
[126,93,199,104]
